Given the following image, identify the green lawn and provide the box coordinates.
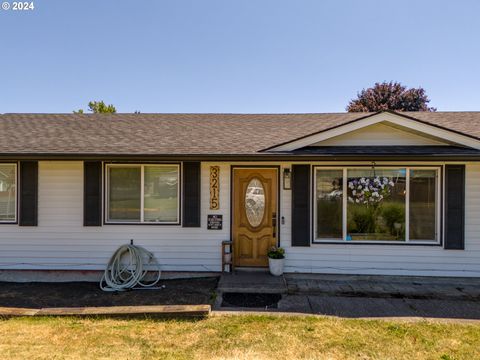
[0,315,479,359]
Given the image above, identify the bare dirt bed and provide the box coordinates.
[0,277,219,308]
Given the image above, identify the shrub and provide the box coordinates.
[349,205,376,234]
[267,246,285,259]
[381,203,405,237]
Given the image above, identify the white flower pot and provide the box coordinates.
[268,258,285,276]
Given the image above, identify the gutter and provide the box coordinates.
[1,153,480,162]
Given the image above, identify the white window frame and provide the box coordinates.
[313,166,441,244]
[105,163,180,224]
[0,163,17,224]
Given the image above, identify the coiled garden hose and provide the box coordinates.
[100,244,162,292]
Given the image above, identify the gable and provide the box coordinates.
[266,112,480,152]
[312,122,450,147]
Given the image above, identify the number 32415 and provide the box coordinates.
[12,2,34,10]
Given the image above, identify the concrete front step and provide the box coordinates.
[218,272,287,294]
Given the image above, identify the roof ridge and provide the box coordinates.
[2,111,480,116]
[0,112,367,116]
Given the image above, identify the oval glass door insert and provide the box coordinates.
[245,178,265,227]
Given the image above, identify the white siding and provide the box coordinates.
[0,161,230,272]
[312,122,448,146]
[0,160,479,277]
[282,162,480,277]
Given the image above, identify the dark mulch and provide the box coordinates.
[0,277,219,308]
[222,292,281,308]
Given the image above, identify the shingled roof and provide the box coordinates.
[1,111,480,156]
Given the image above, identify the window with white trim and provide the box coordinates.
[0,163,16,223]
[314,166,440,243]
[106,164,180,224]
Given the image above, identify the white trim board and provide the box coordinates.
[267,112,480,151]
[312,122,449,147]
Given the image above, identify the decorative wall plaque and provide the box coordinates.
[210,166,220,210]
[207,214,223,230]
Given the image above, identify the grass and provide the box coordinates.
[0,315,479,359]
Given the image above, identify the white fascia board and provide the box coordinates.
[268,112,480,151]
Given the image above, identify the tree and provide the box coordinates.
[74,101,117,114]
[346,81,436,112]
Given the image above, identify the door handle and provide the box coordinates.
[272,212,277,238]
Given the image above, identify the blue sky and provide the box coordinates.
[1,0,479,113]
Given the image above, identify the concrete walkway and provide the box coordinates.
[285,273,480,300]
[276,295,480,320]
[215,272,480,320]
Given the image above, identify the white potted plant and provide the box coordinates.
[267,246,285,276]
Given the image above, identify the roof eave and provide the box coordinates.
[1,152,480,162]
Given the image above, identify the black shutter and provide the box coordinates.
[19,161,38,226]
[292,164,311,246]
[84,161,102,226]
[183,161,201,227]
[444,165,465,250]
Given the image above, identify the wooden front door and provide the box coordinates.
[232,168,278,267]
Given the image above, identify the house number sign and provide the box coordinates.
[210,166,220,210]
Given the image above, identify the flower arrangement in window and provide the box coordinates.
[347,176,396,206]
[347,175,404,240]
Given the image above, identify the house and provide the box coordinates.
[0,110,479,280]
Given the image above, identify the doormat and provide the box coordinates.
[221,292,282,308]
